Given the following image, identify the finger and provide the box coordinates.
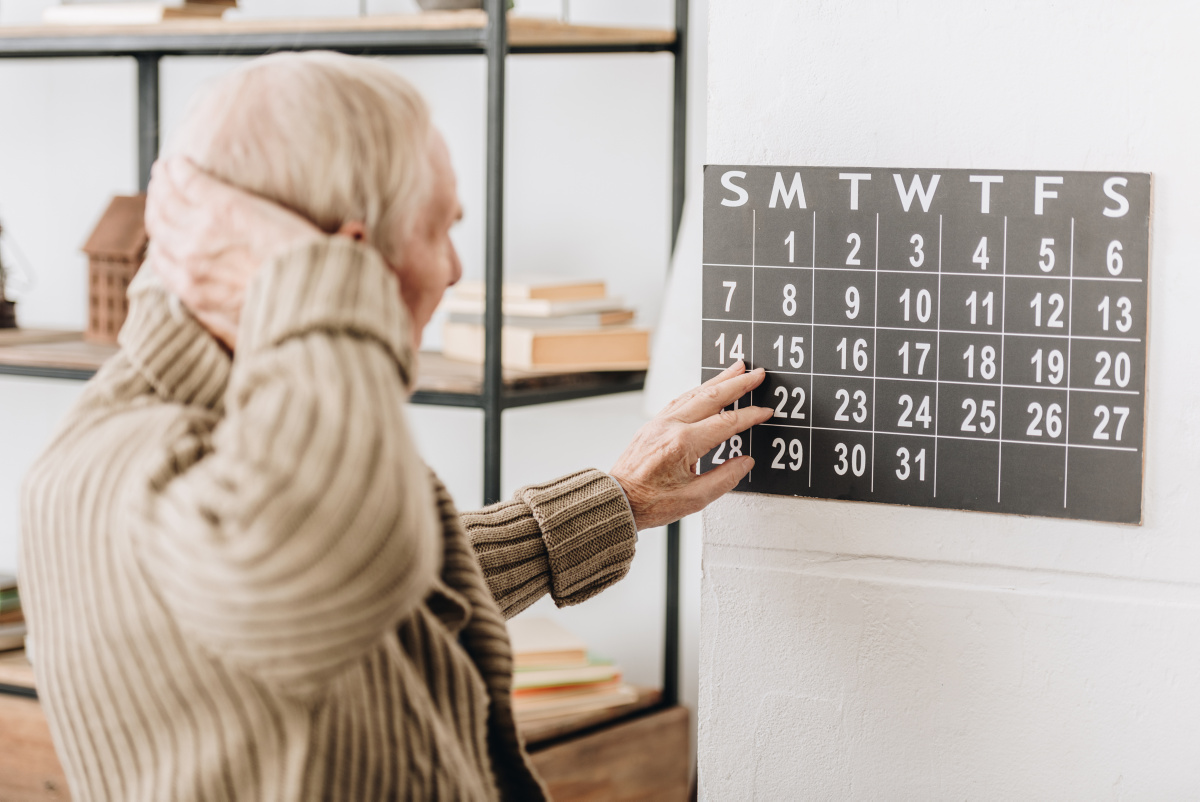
[672,367,765,424]
[689,455,754,505]
[689,404,774,456]
[700,360,746,387]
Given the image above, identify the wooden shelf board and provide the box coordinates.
[0,333,646,405]
[519,685,662,749]
[0,649,35,691]
[0,13,674,51]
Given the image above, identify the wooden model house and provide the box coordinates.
[82,195,147,344]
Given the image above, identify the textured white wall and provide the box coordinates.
[701,1,1200,798]
[0,0,705,706]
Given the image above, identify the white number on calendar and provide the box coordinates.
[1039,238,1056,272]
[773,386,806,420]
[897,394,932,429]
[896,447,927,481]
[834,389,868,423]
[834,442,867,477]
[845,286,860,319]
[1030,292,1065,328]
[1031,348,1065,384]
[837,337,869,372]
[910,234,925,267]
[898,341,931,375]
[773,335,805,368]
[963,344,997,380]
[771,437,804,470]
[899,287,932,323]
[1107,240,1123,275]
[722,280,737,312]
[785,230,796,264]
[961,399,997,434]
[1098,296,1133,333]
[1095,351,1131,387]
[1093,405,1131,441]
[846,233,862,266]
[973,236,990,270]
[1026,402,1063,438]
[711,434,743,465]
[782,284,798,317]
[966,290,994,326]
[715,332,744,364]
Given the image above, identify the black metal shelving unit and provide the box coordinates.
[0,0,688,707]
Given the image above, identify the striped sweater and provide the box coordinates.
[19,239,639,801]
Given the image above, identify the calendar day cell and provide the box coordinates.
[1062,446,1144,524]
[1072,220,1149,281]
[998,442,1067,519]
[753,322,813,376]
[1002,387,1069,446]
[813,268,876,327]
[702,264,754,320]
[1005,215,1073,277]
[809,428,874,501]
[754,267,815,324]
[1067,279,1147,340]
[877,214,940,273]
[697,428,753,486]
[937,332,1004,386]
[749,424,811,496]
[702,166,755,265]
[1070,339,1146,396]
[939,214,1007,276]
[756,207,815,268]
[701,368,752,412]
[876,271,941,331]
[874,378,937,437]
[933,438,1003,512]
[1002,334,1071,389]
[1069,391,1144,451]
[938,274,1005,332]
[814,211,877,272]
[875,334,938,382]
[701,319,754,371]
[811,374,873,432]
[1002,276,1073,335]
[760,371,812,427]
[871,434,937,506]
[938,383,1002,443]
[811,325,874,377]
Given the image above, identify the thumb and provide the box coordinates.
[687,455,753,509]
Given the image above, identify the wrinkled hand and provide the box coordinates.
[144,158,324,350]
[610,362,772,530]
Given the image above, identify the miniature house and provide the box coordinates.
[82,195,147,344]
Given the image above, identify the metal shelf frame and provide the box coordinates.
[0,0,688,707]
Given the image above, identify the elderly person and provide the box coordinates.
[20,52,768,801]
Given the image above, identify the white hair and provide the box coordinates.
[165,51,433,264]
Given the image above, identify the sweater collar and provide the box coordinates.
[118,263,232,413]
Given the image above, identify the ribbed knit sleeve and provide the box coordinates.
[131,238,440,699]
[461,469,638,619]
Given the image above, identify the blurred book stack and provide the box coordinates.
[44,1,236,24]
[442,277,650,372]
[508,617,637,723]
[0,574,25,653]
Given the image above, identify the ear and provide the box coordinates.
[335,220,367,242]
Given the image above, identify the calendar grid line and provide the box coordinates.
[998,215,1009,503]
[713,318,1140,344]
[871,212,879,492]
[750,208,756,477]
[933,214,943,497]
[1064,217,1076,508]
[755,422,1137,452]
[704,366,1141,396]
[809,210,816,489]
[704,262,1143,283]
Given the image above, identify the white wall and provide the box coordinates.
[701,1,1200,799]
[0,0,707,722]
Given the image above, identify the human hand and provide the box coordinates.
[144,157,324,350]
[610,362,773,530]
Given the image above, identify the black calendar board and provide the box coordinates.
[701,166,1151,524]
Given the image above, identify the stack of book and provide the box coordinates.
[44,1,236,25]
[0,574,25,653]
[441,277,650,372]
[507,617,637,723]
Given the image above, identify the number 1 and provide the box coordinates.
[785,231,795,264]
